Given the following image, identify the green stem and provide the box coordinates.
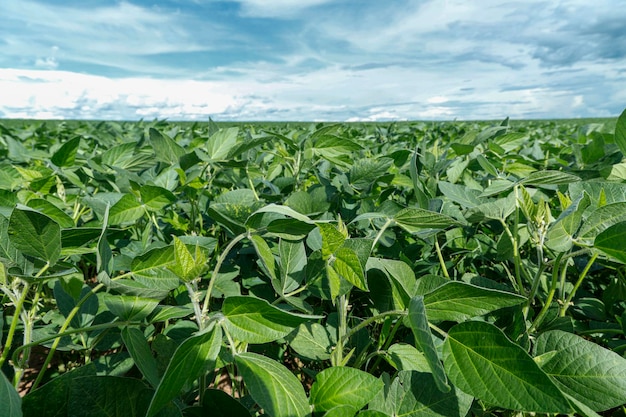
[434,236,450,279]
[31,282,105,391]
[201,232,247,319]
[529,253,563,333]
[339,310,407,348]
[523,246,546,320]
[560,253,598,317]
[0,282,30,369]
[333,294,349,366]
[371,218,393,251]
[12,320,128,368]
[499,218,524,294]
[185,281,204,331]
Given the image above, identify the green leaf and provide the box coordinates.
[51,136,81,167]
[576,202,626,244]
[121,327,160,388]
[130,246,179,291]
[8,207,61,265]
[250,204,316,225]
[438,182,485,209]
[140,185,176,212]
[167,236,207,282]
[615,107,626,156]
[53,282,98,328]
[408,296,449,393]
[0,370,21,417]
[26,199,74,228]
[476,154,499,177]
[103,295,159,321]
[546,191,590,252]
[67,375,158,417]
[318,223,346,260]
[195,389,251,417]
[149,128,185,165]
[235,352,309,417]
[310,367,383,413]
[442,321,572,413]
[349,157,393,190]
[519,170,580,186]
[250,234,277,282]
[222,296,312,344]
[366,258,416,311]
[147,325,222,417]
[287,322,334,361]
[594,221,626,263]
[534,330,626,411]
[393,208,458,232]
[208,189,260,235]
[368,371,473,417]
[108,193,144,225]
[466,192,516,222]
[278,238,307,294]
[423,281,526,323]
[333,246,368,291]
[205,127,239,161]
[384,343,430,372]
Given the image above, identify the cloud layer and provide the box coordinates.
[1,0,625,121]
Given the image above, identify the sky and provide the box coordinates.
[1,0,625,121]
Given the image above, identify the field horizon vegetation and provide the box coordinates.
[1,111,626,417]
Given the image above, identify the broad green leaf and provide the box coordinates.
[438,181,485,208]
[250,234,277,281]
[385,343,430,372]
[130,246,179,291]
[103,294,159,321]
[546,191,590,252]
[318,223,346,260]
[408,296,449,393]
[310,367,383,413]
[322,405,358,417]
[519,170,580,186]
[53,282,98,328]
[569,181,626,206]
[333,246,368,291]
[67,375,158,417]
[208,189,261,235]
[423,281,526,323]
[147,325,222,417]
[349,157,393,190]
[108,193,144,225]
[148,305,194,323]
[615,107,626,156]
[22,363,97,417]
[235,352,309,417]
[26,199,74,228]
[150,127,185,165]
[222,296,312,344]
[576,202,626,244]
[121,327,160,388]
[476,154,499,177]
[0,370,21,417]
[287,322,334,361]
[8,207,61,265]
[465,192,516,222]
[442,321,572,413]
[192,389,251,417]
[409,147,429,209]
[51,136,81,167]
[393,208,458,232]
[250,203,316,225]
[278,238,307,293]
[205,127,239,161]
[594,221,626,263]
[309,135,363,168]
[367,258,416,311]
[140,185,176,212]
[534,330,626,411]
[368,371,473,417]
[167,236,207,282]
[267,218,316,240]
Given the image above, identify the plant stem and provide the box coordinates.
[560,253,598,317]
[0,281,30,370]
[333,294,349,366]
[499,218,524,294]
[31,282,105,391]
[434,236,450,279]
[339,310,407,348]
[201,232,247,320]
[371,218,393,251]
[185,280,205,331]
[529,253,563,333]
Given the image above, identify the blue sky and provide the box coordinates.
[1,0,625,121]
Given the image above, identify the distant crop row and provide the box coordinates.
[1,113,626,417]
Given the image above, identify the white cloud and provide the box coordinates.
[234,0,335,18]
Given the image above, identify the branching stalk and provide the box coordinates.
[560,253,598,317]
